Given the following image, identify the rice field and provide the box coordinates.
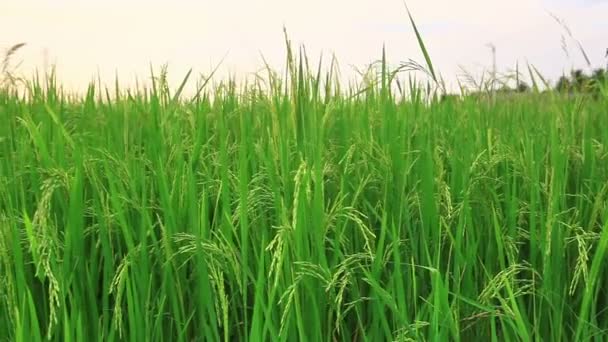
[1,42,608,341]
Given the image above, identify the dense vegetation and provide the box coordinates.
[556,68,607,95]
[2,17,608,337]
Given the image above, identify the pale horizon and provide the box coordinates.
[2,0,607,92]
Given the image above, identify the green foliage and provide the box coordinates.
[556,68,607,95]
[1,48,608,342]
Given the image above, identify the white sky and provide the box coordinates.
[1,0,607,92]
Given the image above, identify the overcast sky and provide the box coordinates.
[1,0,607,92]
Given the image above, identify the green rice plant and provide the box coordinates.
[1,21,608,341]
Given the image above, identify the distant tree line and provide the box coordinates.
[473,67,607,97]
[496,81,531,94]
[555,68,606,94]
[497,68,607,95]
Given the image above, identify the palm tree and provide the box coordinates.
[516,81,530,93]
[590,68,606,94]
[592,68,606,84]
[570,69,589,90]
[556,74,571,92]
